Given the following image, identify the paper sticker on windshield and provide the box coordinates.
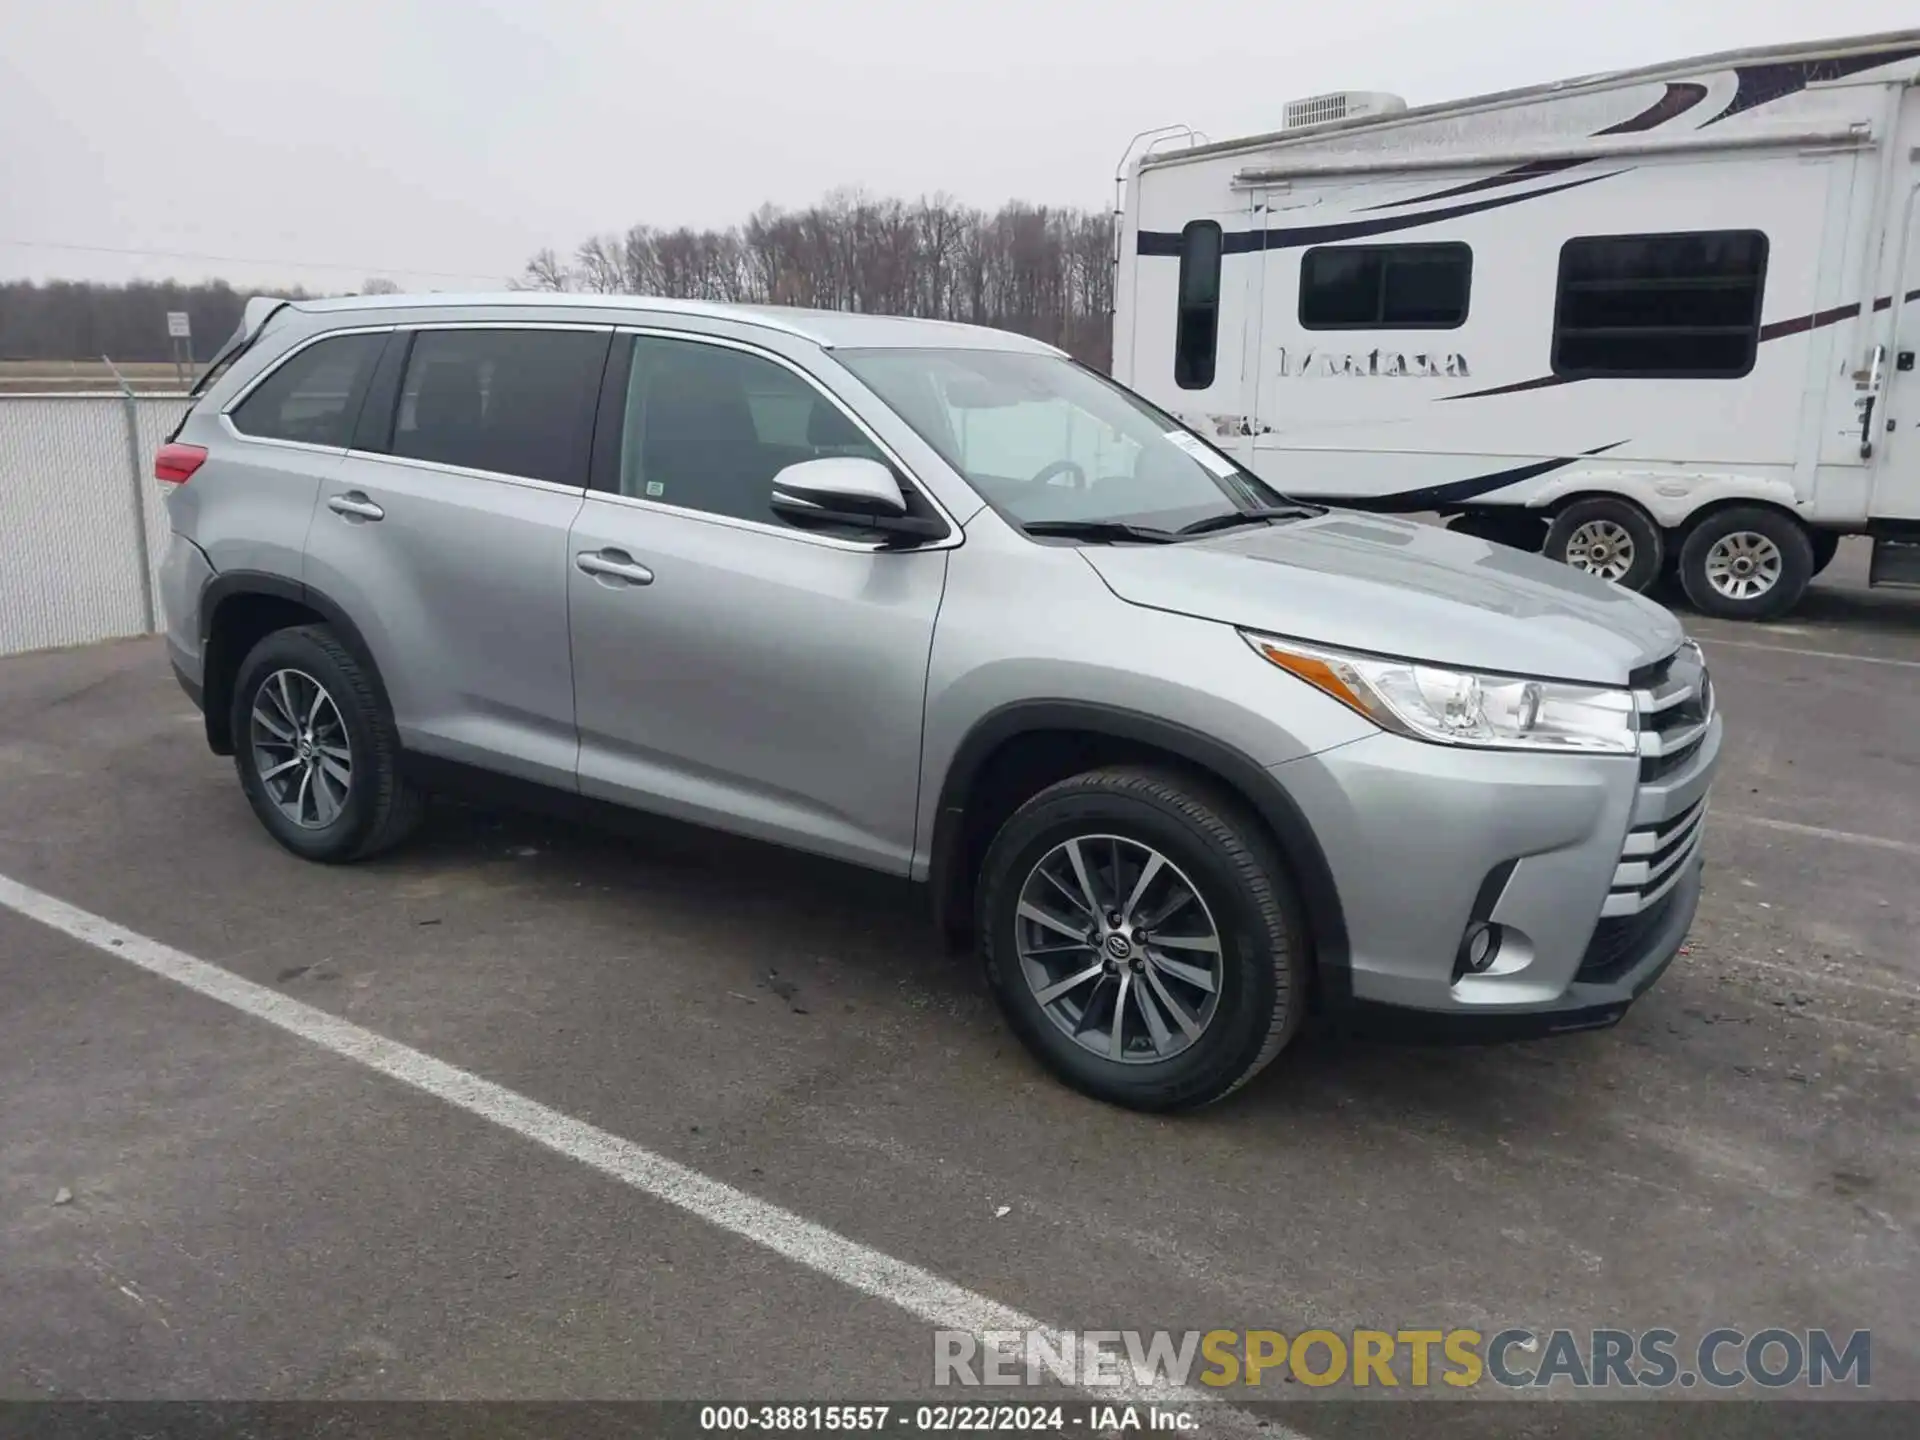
[1165,430,1240,479]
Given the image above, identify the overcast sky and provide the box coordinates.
[3,0,1915,293]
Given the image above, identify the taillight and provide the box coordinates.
[155,443,208,485]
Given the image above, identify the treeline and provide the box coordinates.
[0,280,315,363]
[3,189,1116,368]
[521,190,1115,369]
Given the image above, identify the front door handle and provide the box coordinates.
[575,549,655,586]
[327,492,385,522]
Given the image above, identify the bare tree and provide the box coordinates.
[520,190,1116,367]
[360,276,402,295]
[573,236,627,294]
[515,248,571,293]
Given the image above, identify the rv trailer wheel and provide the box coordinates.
[1677,507,1814,621]
[1545,499,1663,593]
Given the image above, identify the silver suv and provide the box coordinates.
[157,294,1719,1111]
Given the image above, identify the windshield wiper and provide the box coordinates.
[1175,504,1325,537]
[1021,519,1180,545]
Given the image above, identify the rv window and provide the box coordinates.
[1552,231,1767,379]
[1299,243,1471,330]
[1174,221,1223,389]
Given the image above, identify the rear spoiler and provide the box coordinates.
[187,295,294,398]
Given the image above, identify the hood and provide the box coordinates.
[1078,511,1683,684]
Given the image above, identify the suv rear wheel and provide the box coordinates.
[232,625,424,862]
[977,766,1308,1111]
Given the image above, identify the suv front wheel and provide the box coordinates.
[977,767,1308,1111]
[232,625,425,863]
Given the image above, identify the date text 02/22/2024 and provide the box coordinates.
[697,1404,1199,1432]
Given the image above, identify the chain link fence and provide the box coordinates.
[0,392,193,657]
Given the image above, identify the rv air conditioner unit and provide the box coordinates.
[1282,91,1408,129]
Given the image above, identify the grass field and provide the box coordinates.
[0,360,196,394]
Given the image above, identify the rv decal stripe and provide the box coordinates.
[1329,442,1627,512]
[1445,289,1920,401]
[1135,172,1622,256]
[1702,45,1920,127]
[1440,373,1576,401]
[1758,301,1862,341]
[1594,81,1710,135]
[1359,82,1710,212]
[1356,159,1584,212]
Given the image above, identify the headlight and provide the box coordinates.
[1244,632,1638,755]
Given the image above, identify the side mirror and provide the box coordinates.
[769,457,947,543]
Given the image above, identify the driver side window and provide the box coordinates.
[616,335,890,526]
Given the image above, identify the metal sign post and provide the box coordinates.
[165,311,192,388]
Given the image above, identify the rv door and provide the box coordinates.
[1868,92,1920,521]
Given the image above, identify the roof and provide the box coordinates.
[283,293,1064,354]
[1140,27,1920,171]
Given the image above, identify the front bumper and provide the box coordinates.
[1272,697,1719,1041]
[1339,857,1700,1043]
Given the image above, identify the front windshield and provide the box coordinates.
[836,347,1285,531]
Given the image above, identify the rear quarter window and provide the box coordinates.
[229,333,386,448]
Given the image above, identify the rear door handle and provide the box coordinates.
[327,492,385,522]
[575,549,654,586]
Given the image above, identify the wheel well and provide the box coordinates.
[202,593,326,754]
[1546,490,1660,523]
[1664,496,1809,543]
[932,724,1345,1008]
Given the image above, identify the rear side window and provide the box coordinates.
[229,333,385,447]
[1300,243,1472,329]
[1174,221,1223,390]
[1552,231,1768,378]
[389,328,608,485]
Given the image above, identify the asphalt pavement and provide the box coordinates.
[2,540,1916,1438]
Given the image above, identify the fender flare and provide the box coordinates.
[1528,468,1807,531]
[199,571,391,754]
[927,700,1353,1004]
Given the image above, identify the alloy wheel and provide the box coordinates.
[249,668,353,830]
[1563,519,1636,582]
[1703,531,1783,601]
[1013,834,1224,1064]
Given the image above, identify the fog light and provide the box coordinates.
[1458,921,1502,977]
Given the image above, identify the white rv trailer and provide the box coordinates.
[1112,30,1920,619]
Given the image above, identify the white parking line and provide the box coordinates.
[1718,812,1920,858]
[1698,637,1920,670]
[0,872,1285,1436]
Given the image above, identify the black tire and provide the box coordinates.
[1544,497,1664,593]
[1808,530,1841,576]
[1677,507,1815,622]
[976,766,1308,1112]
[231,624,425,863]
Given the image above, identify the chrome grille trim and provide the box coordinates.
[1620,795,1708,858]
[1634,675,1694,715]
[1609,643,1713,917]
[1603,821,1705,917]
[1640,718,1710,757]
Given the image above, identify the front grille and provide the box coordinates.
[1601,642,1714,920]
[1634,649,1713,783]
[1577,887,1681,985]
[1603,796,1705,918]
